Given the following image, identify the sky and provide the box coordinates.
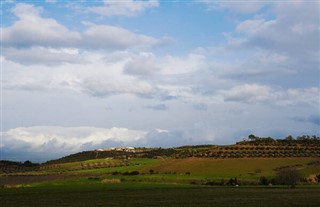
[0,0,319,162]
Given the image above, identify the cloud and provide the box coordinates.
[2,126,147,162]
[233,2,319,62]
[193,103,208,111]
[45,0,57,3]
[123,54,160,76]
[146,104,168,111]
[198,0,266,13]
[2,3,164,54]
[220,84,320,106]
[3,47,86,66]
[292,115,320,126]
[220,84,274,103]
[143,123,217,148]
[88,0,159,16]
[2,3,81,48]
[80,76,154,97]
[123,53,206,78]
[81,24,161,50]
[1,124,217,161]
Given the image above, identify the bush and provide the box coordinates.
[259,176,269,185]
[275,168,301,188]
[123,171,139,176]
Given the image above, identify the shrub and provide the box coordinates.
[123,171,139,176]
[259,176,269,185]
[275,168,301,188]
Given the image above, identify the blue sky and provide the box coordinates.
[1,0,319,162]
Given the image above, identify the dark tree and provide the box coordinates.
[248,134,257,141]
[276,168,301,188]
[285,135,294,141]
[259,176,269,185]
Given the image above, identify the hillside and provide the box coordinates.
[1,135,319,175]
[45,136,320,164]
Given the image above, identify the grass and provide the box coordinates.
[141,157,320,179]
[1,181,319,207]
[1,157,320,206]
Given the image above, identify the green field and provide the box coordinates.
[1,181,320,207]
[140,157,320,179]
[1,157,319,185]
[1,157,320,206]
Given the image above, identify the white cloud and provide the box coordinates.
[2,126,148,161]
[233,2,319,61]
[81,25,161,50]
[2,3,164,54]
[124,53,160,76]
[3,47,86,66]
[124,53,206,77]
[221,84,273,103]
[2,3,81,48]
[2,50,162,98]
[88,0,159,16]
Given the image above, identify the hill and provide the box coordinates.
[45,135,320,164]
[1,135,319,183]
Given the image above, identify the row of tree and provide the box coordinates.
[238,134,320,145]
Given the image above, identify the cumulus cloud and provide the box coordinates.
[88,0,159,16]
[2,3,81,48]
[1,125,217,161]
[2,3,164,55]
[234,2,319,62]
[2,126,147,161]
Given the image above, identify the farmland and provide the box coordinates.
[1,181,320,207]
[1,137,320,206]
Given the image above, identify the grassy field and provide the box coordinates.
[1,157,320,206]
[1,157,319,186]
[1,181,319,207]
[140,157,320,179]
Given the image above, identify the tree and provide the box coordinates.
[276,168,301,188]
[23,160,33,167]
[259,176,269,185]
[315,174,320,183]
[285,135,294,141]
[248,134,257,141]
